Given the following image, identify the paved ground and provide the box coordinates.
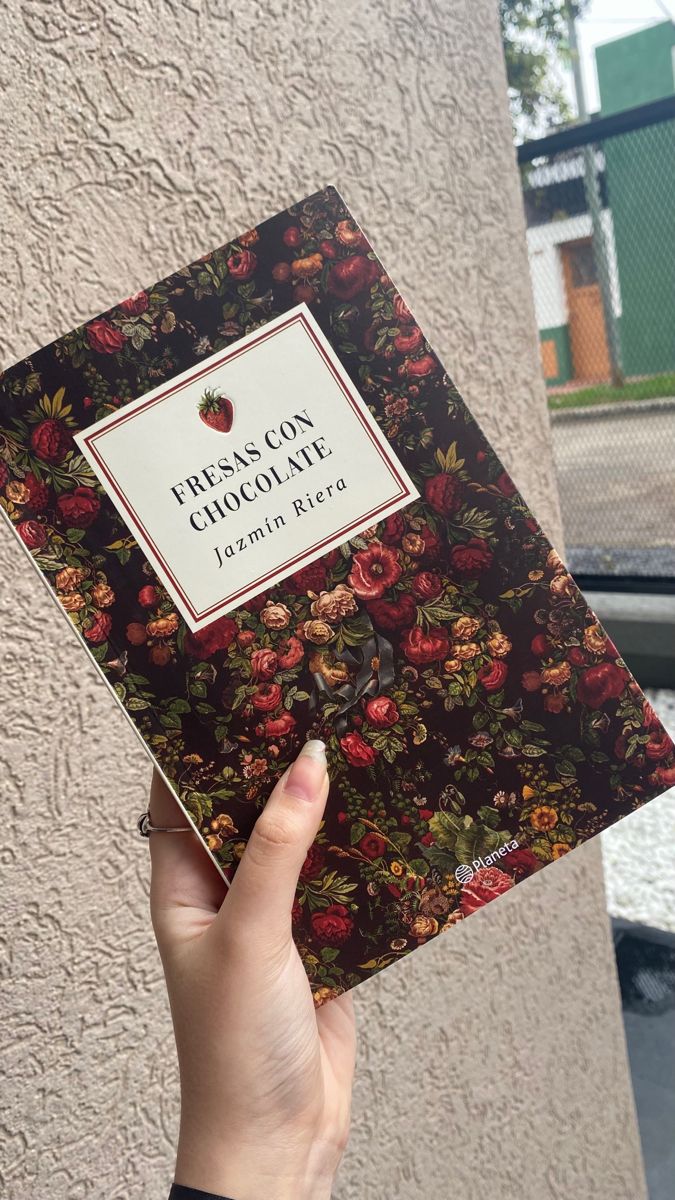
[550,400,675,576]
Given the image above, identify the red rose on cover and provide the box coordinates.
[359,832,387,859]
[340,731,377,767]
[24,472,49,511]
[327,255,379,300]
[567,647,587,666]
[419,522,442,562]
[655,764,675,788]
[251,648,278,680]
[119,291,149,315]
[138,585,158,608]
[277,636,304,669]
[497,471,517,497]
[30,418,71,464]
[451,538,493,577]
[252,682,283,712]
[478,660,508,692]
[300,843,326,881]
[502,847,541,879]
[367,594,416,632]
[460,866,514,916]
[57,486,100,528]
[644,698,662,730]
[646,732,673,761]
[424,473,461,516]
[84,612,112,644]
[227,249,257,280]
[286,561,326,594]
[185,615,238,658]
[531,634,551,657]
[311,904,353,946]
[263,711,296,738]
[380,512,405,545]
[17,519,47,550]
[348,542,401,599]
[394,326,423,354]
[364,695,399,728]
[393,295,413,323]
[86,318,126,354]
[402,624,449,664]
[576,662,627,709]
[400,354,436,378]
[411,570,442,600]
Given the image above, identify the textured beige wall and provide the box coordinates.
[0,2,645,1198]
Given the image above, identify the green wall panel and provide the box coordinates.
[596,23,675,377]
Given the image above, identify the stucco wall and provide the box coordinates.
[0,2,646,1198]
[603,690,675,934]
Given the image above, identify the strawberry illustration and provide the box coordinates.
[198,388,234,433]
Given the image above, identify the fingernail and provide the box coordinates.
[299,739,327,761]
[284,740,327,802]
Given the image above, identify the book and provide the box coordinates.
[1,185,672,1003]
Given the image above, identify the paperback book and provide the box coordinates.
[1,186,672,1003]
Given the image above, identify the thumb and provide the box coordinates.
[217,739,329,948]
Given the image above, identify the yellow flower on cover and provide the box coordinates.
[541,662,571,686]
[583,623,607,654]
[409,915,438,938]
[487,632,511,657]
[303,619,334,645]
[92,583,115,608]
[291,253,323,278]
[451,615,481,640]
[530,805,558,831]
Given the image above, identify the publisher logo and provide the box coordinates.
[454,838,521,886]
[455,864,474,885]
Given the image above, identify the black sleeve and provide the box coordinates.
[169,1185,235,1200]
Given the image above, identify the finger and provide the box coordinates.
[217,740,328,949]
[148,770,227,945]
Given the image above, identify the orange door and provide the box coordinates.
[561,238,611,382]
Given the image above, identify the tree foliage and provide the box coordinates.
[501,0,589,135]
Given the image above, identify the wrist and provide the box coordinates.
[175,1125,338,1200]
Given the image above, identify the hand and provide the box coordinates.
[149,740,356,1200]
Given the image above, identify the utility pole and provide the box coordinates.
[566,7,624,386]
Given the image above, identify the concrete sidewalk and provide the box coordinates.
[549,395,675,578]
[550,394,675,423]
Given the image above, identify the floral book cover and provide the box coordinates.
[1,185,673,1002]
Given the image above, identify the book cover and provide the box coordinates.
[1,185,672,1003]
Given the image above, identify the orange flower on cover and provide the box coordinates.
[291,253,323,278]
[147,613,179,638]
[530,806,558,832]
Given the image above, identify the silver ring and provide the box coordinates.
[137,811,193,837]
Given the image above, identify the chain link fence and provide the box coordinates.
[519,96,675,586]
